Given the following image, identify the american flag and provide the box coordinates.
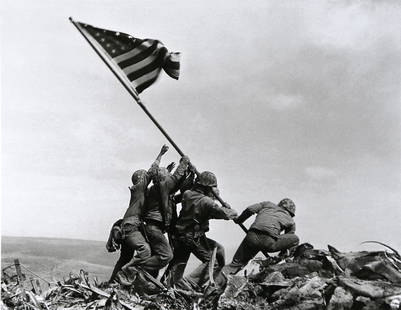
[75,21,180,94]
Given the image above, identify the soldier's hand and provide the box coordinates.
[222,202,232,209]
[181,155,190,164]
[233,216,241,224]
[166,162,176,172]
[160,144,169,155]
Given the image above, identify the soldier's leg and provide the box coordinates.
[109,240,134,282]
[174,235,215,288]
[268,233,300,252]
[139,224,173,277]
[222,231,261,275]
[121,231,151,270]
[190,235,213,263]
[177,238,229,291]
[175,261,210,291]
[161,239,191,287]
[205,238,225,268]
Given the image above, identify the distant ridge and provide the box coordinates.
[1,236,117,281]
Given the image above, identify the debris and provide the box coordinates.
[328,245,401,283]
[2,242,401,310]
[337,276,401,299]
[385,294,401,310]
[326,287,353,310]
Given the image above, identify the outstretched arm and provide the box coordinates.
[165,155,191,194]
[208,201,238,220]
[171,155,190,180]
[233,202,265,224]
[148,144,169,177]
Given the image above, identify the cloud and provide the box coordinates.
[268,94,304,111]
[305,166,337,180]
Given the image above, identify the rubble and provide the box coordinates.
[2,243,401,310]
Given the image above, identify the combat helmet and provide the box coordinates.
[131,169,147,185]
[197,171,218,187]
[278,198,296,216]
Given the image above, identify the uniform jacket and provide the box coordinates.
[122,160,160,227]
[242,201,295,238]
[175,189,237,236]
[143,159,189,227]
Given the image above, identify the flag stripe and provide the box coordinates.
[118,41,159,69]
[136,77,159,93]
[165,61,180,70]
[133,67,161,91]
[113,40,153,63]
[122,55,156,76]
[127,57,163,82]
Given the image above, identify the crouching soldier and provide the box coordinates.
[123,155,191,278]
[168,171,237,288]
[107,145,169,282]
[223,198,300,275]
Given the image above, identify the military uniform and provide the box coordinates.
[108,162,160,282]
[137,157,190,276]
[223,200,299,275]
[163,188,237,286]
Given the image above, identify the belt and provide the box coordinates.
[144,219,164,229]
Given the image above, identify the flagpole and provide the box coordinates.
[69,17,185,156]
[69,17,251,237]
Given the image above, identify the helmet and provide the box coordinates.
[278,198,296,216]
[153,167,170,183]
[131,169,147,185]
[196,171,217,187]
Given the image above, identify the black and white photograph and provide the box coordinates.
[1,1,401,309]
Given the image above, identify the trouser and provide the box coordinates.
[168,234,225,288]
[136,224,173,278]
[222,230,299,275]
[109,229,151,282]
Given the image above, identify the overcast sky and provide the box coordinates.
[2,0,401,252]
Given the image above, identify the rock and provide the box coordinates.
[327,245,401,284]
[298,276,326,299]
[261,262,317,279]
[353,296,371,310]
[219,275,248,299]
[2,243,400,310]
[385,294,401,310]
[327,287,353,310]
[338,276,401,299]
[259,271,291,298]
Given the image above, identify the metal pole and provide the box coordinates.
[69,17,251,236]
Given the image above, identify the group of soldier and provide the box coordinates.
[106,145,300,291]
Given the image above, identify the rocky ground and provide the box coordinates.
[1,242,401,310]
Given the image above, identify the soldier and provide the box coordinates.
[223,198,300,275]
[122,155,191,277]
[107,145,169,282]
[164,171,237,287]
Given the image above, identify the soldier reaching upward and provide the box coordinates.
[122,154,191,277]
[107,145,169,282]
